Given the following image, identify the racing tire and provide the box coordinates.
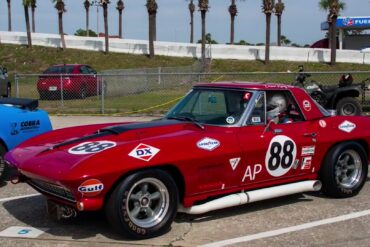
[80,85,87,99]
[320,142,368,198]
[0,144,8,181]
[105,169,178,239]
[336,97,362,116]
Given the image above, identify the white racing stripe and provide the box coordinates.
[0,193,40,203]
[200,209,370,247]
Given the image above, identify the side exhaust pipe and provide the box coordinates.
[178,180,321,215]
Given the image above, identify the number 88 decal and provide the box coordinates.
[265,135,297,177]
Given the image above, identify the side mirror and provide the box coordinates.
[261,117,279,137]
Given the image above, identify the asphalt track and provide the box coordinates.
[1,116,370,246]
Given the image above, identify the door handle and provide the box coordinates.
[303,132,317,138]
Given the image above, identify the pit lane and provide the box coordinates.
[1,116,370,246]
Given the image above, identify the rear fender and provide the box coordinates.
[330,89,361,108]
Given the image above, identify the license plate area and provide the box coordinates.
[49,86,57,91]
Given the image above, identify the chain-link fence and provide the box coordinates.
[13,70,370,115]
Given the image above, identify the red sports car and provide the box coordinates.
[37,64,104,100]
[5,82,370,239]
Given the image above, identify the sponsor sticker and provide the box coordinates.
[252,116,261,123]
[68,141,116,155]
[301,146,315,156]
[128,143,160,161]
[338,120,356,133]
[197,137,220,151]
[226,116,235,124]
[303,100,311,111]
[229,157,241,171]
[301,156,313,170]
[10,119,41,135]
[78,179,104,197]
[319,120,327,128]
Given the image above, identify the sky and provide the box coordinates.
[0,0,369,46]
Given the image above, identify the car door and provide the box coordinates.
[235,90,318,189]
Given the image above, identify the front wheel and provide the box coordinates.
[105,169,178,239]
[336,97,362,116]
[0,145,8,181]
[320,142,368,198]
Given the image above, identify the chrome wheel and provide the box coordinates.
[335,150,362,189]
[125,178,170,228]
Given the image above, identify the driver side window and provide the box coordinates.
[246,93,266,125]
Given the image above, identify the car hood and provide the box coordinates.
[5,119,204,181]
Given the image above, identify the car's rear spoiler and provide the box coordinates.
[0,98,39,111]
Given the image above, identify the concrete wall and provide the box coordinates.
[1,31,369,64]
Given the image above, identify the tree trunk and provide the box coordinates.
[103,4,109,53]
[230,15,235,44]
[201,10,206,60]
[24,5,32,48]
[119,11,123,38]
[7,1,12,32]
[149,13,155,58]
[265,13,271,64]
[86,9,89,37]
[330,18,337,65]
[153,14,157,41]
[277,15,281,46]
[190,12,194,43]
[58,12,66,49]
[31,7,35,33]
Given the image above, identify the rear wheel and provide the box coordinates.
[0,145,8,181]
[105,169,178,239]
[336,97,362,116]
[80,85,87,99]
[320,142,367,198]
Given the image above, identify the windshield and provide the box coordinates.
[166,88,253,126]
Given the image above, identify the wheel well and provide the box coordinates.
[103,165,186,207]
[322,139,369,165]
[0,139,8,152]
[334,91,360,106]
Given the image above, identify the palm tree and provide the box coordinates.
[7,0,12,31]
[228,0,237,45]
[53,0,67,49]
[319,0,345,65]
[84,0,90,37]
[262,0,274,64]
[188,0,195,43]
[116,0,124,39]
[198,0,209,60]
[274,0,284,46]
[31,0,36,32]
[146,0,158,59]
[23,0,32,48]
[100,0,110,53]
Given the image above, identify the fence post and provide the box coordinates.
[101,75,105,114]
[14,74,19,98]
[158,67,161,85]
[60,75,64,110]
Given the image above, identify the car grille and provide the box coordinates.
[28,179,76,203]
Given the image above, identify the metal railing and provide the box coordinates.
[13,71,370,115]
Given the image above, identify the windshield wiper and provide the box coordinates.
[167,116,205,130]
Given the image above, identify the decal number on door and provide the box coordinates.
[265,135,297,177]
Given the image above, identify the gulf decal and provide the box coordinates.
[78,179,104,197]
[128,143,160,162]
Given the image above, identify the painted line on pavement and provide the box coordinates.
[0,193,40,203]
[200,209,370,247]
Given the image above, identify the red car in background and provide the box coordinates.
[37,64,105,100]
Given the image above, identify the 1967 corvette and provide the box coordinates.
[5,82,370,239]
